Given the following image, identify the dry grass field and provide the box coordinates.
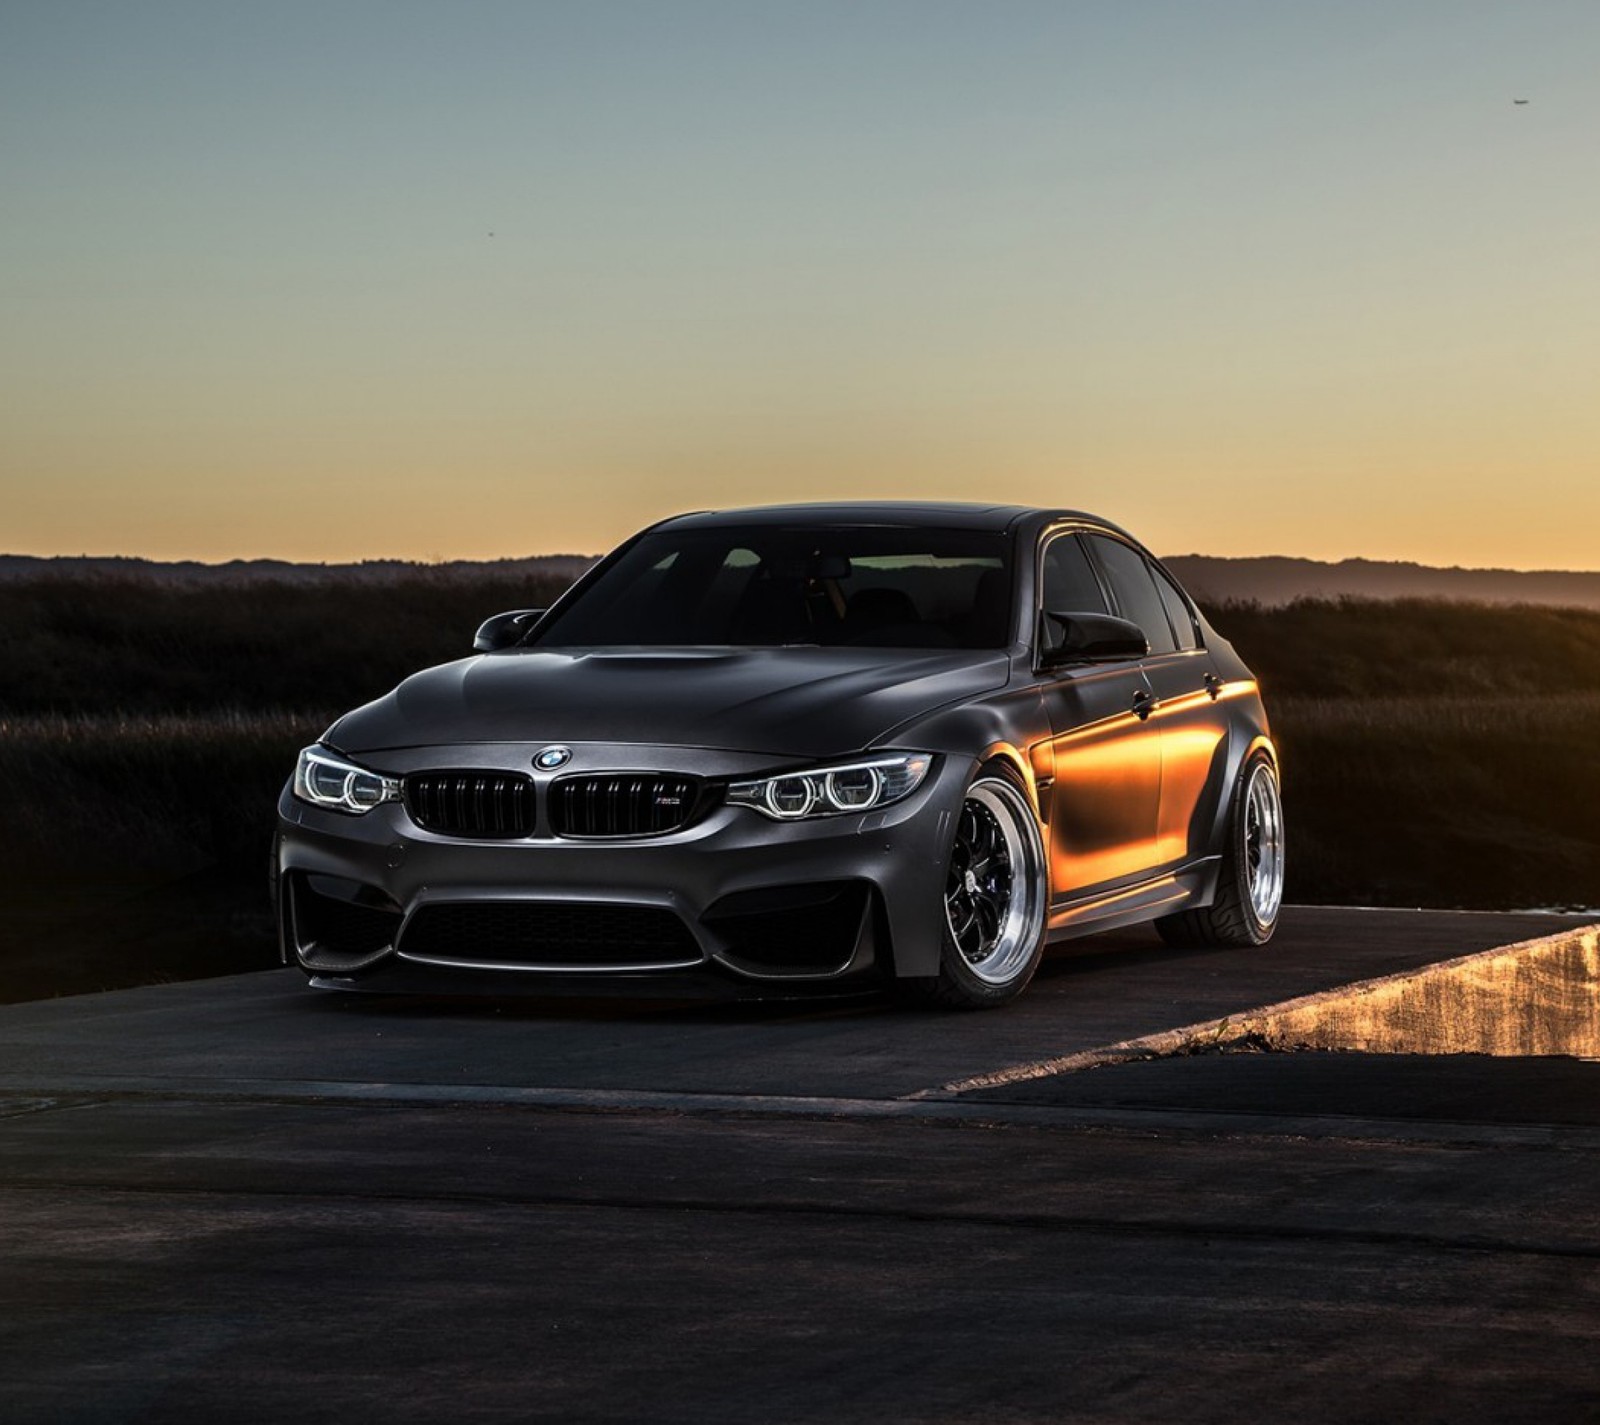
[0,571,567,1000]
[1217,597,1600,912]
[1268,692,1600,910]
[1,578,1595,1000]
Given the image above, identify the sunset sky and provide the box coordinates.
[4,2,1598,568]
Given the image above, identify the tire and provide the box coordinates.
[1156,750,1285,948]
[905,771,1049,1009]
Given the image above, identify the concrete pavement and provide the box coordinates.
[0,907,1585,1102]
[2,907,1598,1423]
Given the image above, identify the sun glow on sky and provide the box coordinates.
[4,2,1600,568]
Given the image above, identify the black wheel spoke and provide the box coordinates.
[945,890,976,941]
[974,895,1002,942]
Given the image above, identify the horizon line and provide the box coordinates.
[4,549,1600,579]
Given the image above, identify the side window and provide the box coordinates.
[1084,535,1178,656]
[1039,534,1109,616]
[1152,566,1199,652]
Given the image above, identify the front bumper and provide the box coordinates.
[274,741,968,993]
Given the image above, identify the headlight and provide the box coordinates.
[727,753,932,821]
[292,745,400,815]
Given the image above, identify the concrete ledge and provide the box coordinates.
[942,922,1600,1093]
[1211,921,1600,1056]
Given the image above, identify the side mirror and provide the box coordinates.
[1039,611,1148,667]
[473,608,547,653]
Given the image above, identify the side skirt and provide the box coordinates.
[1045,856,1221,943]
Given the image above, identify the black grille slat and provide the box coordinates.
[404,769,700,839]
[550,773,702,839]
[399,902,701,968]
[405,771,535,839]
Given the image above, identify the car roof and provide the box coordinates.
[658,501,1100,533]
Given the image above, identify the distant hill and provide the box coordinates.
[5,550,1600,612]
[0,553,598,585]
[1163,555,1600,611]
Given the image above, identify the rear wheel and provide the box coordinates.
[907,772,1048,1009]
[1156,750,1284,947]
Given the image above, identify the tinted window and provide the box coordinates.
[534,527,1012,649]
[1040,534,1108,616]
[1084,535,1178,656]
[1152,566,1199,651]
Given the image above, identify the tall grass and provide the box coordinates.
[1207,596,1600,699]
[0,711,340,1001]
[0,710,334,884]
[0,572,570,715]
[1270,692,1600,909]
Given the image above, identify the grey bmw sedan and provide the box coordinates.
[274,502,1283,1007]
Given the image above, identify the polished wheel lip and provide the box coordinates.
[1244,762,1285,926]
[944,778,1046,986]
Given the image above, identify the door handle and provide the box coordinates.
[1131,689,1156,721]
[1204,673,1224,700]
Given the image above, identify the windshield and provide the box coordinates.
[532,526,1013,650]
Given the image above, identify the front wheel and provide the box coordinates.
[906,773,1049,1009]
[1156,750,1284,947]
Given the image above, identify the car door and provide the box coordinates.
[1082,534,1231,874]
[1035,530,1164,901]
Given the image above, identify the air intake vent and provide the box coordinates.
[549,774,702,838]
[292,876,402,960]
[399,901,702,969]
[405,771,535,839]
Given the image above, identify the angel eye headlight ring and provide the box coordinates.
[728,754,931,822]
[292,745,401,816]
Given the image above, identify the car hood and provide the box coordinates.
[326,646,1010,759]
